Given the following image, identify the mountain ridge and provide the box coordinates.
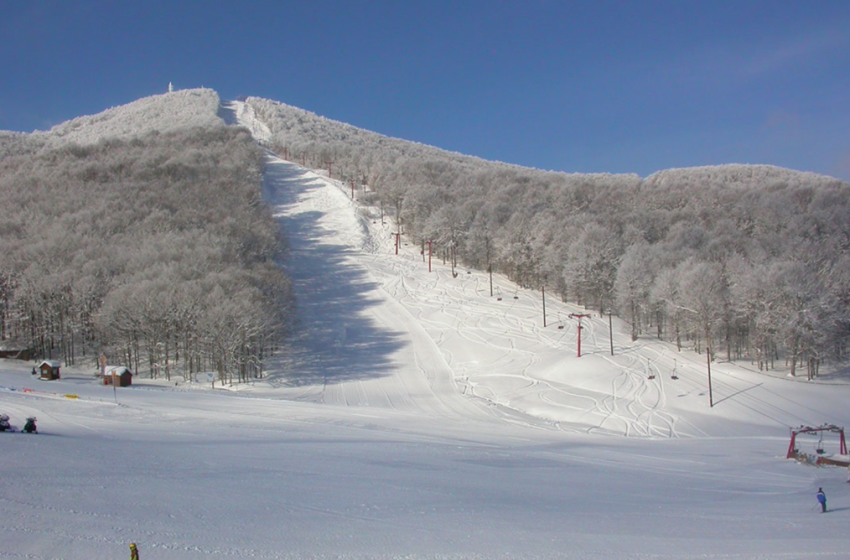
[1,88,843,185]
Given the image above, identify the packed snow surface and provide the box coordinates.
[2,101,849,560]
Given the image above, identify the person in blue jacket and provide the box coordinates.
[816,488,827,513]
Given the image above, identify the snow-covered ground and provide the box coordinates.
[2,102,849,560]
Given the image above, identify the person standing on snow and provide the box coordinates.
[129,542,139,560]
[23,417,37,434]
[816,488,827,513]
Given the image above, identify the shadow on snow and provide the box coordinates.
[262,159,405,388]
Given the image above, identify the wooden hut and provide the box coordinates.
[102,366,133,387]
[38,360,61,380]
[0,341,33,361]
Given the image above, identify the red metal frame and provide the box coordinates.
[787,424,847,459]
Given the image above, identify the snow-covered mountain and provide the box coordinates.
[1,92,849,559]
[7,88,842,186]
[36,88,224,145]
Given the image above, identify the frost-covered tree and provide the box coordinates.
[0,117,292,380]
[564,222,622,312]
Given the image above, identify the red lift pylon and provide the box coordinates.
[787,424,847,460]
[568,313,591,357]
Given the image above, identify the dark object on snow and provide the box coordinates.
[130,542,139,560]
[0,414,10,431]
[817,487,827,513]
[23,417,37,434]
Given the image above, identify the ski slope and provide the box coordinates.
[233,97,846,442]
[1,102,849,560]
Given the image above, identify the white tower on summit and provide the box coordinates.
[168,82,173,93]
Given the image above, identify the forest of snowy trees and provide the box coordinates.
[0,121,292,382]
[248,97,850,379]
[2,87,849,384]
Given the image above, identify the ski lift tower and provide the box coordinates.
[568,313,591,358]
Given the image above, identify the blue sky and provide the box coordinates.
[2,1,849,181]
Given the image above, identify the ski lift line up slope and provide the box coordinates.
[260,151,491,422]
[230,100,848,440]
[260,151,645,432]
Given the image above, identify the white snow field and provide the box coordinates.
[2,102,850,560]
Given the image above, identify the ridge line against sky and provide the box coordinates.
[1,0,848,181]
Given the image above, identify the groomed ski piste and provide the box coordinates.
[2,101,849,560]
